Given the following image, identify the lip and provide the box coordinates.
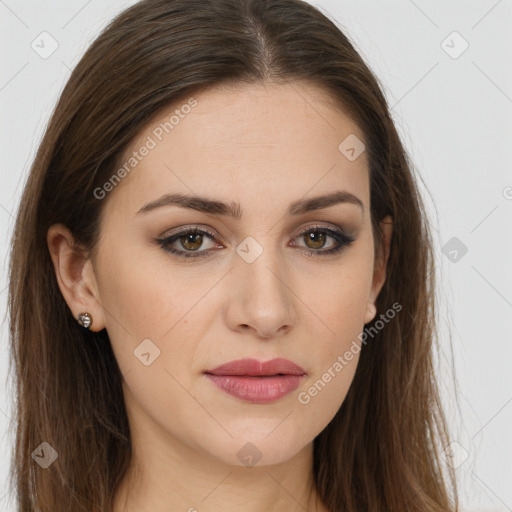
[204,358,306,404]
[205,357,306,376]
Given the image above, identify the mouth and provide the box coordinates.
[203,358,306,403]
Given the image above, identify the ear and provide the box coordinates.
[47,223,106,332]
[364,215,393,324]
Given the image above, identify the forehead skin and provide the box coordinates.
[98,80,369,243]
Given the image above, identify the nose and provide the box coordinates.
[223,240,297,339]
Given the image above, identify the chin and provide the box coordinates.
[196,430,308,468]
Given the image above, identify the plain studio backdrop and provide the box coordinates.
[0,1,511,511]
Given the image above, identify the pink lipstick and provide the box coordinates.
[204,357,306,404]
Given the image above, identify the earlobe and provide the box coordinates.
[364,302,377,324]
[46,223,105,332]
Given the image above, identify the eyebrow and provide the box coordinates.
[136,190,364,219]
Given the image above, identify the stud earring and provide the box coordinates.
[77,312,93,330]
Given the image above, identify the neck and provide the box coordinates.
[112,435,327,512]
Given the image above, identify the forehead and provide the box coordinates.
[104,80,369,218]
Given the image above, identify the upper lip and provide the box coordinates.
[204,358,306,376]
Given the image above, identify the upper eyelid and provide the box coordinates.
[161,222,347,240]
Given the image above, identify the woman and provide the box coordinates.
[7,0,458,510]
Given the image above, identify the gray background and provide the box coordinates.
[1,1,511,510]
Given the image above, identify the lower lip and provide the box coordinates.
[205,374,304,403]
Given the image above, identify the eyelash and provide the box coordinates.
[156,224,355,260]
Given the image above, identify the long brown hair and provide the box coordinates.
[7,0,458,510]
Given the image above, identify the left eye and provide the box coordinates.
[156,225,355,260]
[156,226,219,259]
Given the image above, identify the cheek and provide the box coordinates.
[293,257,371,427]
[94,242,178,366]
[295,281,369,435]
[307,256,373,342]
[98,232,180,327]
[97,242,221,379]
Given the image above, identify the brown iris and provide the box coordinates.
[180,232,203,251]
[304,231,326,250]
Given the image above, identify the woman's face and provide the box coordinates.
[53,81,391,468]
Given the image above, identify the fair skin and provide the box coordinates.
[47,80,392,512]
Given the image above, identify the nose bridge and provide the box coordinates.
[237,234,290,302]
[227,234,296,336]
